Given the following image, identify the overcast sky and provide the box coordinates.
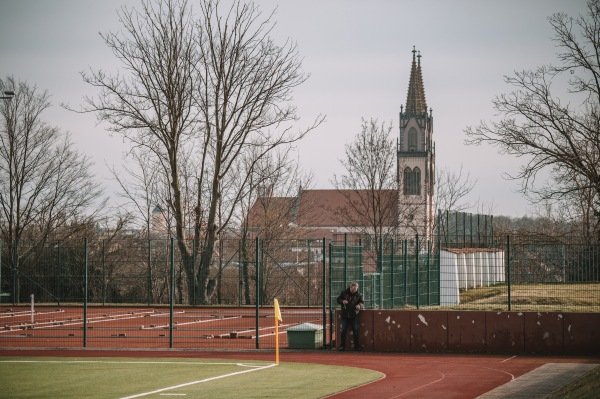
[0,0,589,217]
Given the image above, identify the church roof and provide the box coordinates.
[296,189,398,228]
[246,189,398,231]
[404,47,428,116]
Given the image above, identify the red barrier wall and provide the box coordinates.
[336,310,600,355]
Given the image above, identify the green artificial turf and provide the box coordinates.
[0,357,383,398]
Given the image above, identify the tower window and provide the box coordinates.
[408,128,417,151]
[403,167,421,195]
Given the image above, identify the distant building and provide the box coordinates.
[246,189,398,242]
[151,205,168,237]
[247,48,436,242]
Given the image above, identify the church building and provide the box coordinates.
[246,48,436,244]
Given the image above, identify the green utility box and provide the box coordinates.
[286,322,323,349]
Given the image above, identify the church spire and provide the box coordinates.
[405,46,427,116]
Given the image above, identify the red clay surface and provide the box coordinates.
[0,306,328,349]
[1,348,598,399]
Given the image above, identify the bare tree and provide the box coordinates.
[238,147,314,305]
[79,0,322,304]
[110,148,171,238]
[0,76,103,301]
[332,118,398,264]
[435,164,477,214]
[76,0,201,301]
[465,0,600,242]
[191,0,323,304]
[431,164,478,244]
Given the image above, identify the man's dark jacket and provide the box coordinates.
[336,287,364,318]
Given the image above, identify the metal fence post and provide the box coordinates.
[470,213,474,247]
[238,240,242,307]
[477,214,481,247]
[359,238,364,297]
[169,238,174,348]
[307,239,311,307]
[463,212,466,248]
[344,233,348,286]
[255,237,260,349]
[56,241,62,306]
[562,243,566,282]
[391,239,395,309]
[218,239,223,304]
[378,239,383,308]
[321,238,327,349]
[102,240,106,306]
[426,240,431,306]
[328,242,333,348]
[437,228,441,306]
[445,210,449,248]
[507,235,511,311]
[192,239,197,306]
[12,240,17,305]
[83,238,88,348]
[403,239,408,305]
[147,239,152,306]
[416,234,420,309]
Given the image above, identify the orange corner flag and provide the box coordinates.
[274,298,282,322]
[274,298,282,365]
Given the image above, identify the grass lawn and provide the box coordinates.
[458,283,600,312]
[547,365,600,399]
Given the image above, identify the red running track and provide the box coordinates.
[1,348,598,398]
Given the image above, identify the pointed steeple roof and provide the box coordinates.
[405,46,427,116]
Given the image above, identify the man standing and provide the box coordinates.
[336,282,364,351]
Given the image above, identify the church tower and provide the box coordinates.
[397,47,435,241]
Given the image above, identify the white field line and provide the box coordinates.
[1,309,152,323]
[141,316,242,330]
[1,316,143,334]
[228,323,292,339]
[256,330,288,339]
[83,311,157,323]
[0,309,65,319]
[119,362,278,399]
[0,310,156,334]
[388,371,446,398]
[147,311,185,317]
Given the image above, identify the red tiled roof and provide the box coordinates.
[245,196,296,227]
[247,189,398,231]
[297,189,397,227]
